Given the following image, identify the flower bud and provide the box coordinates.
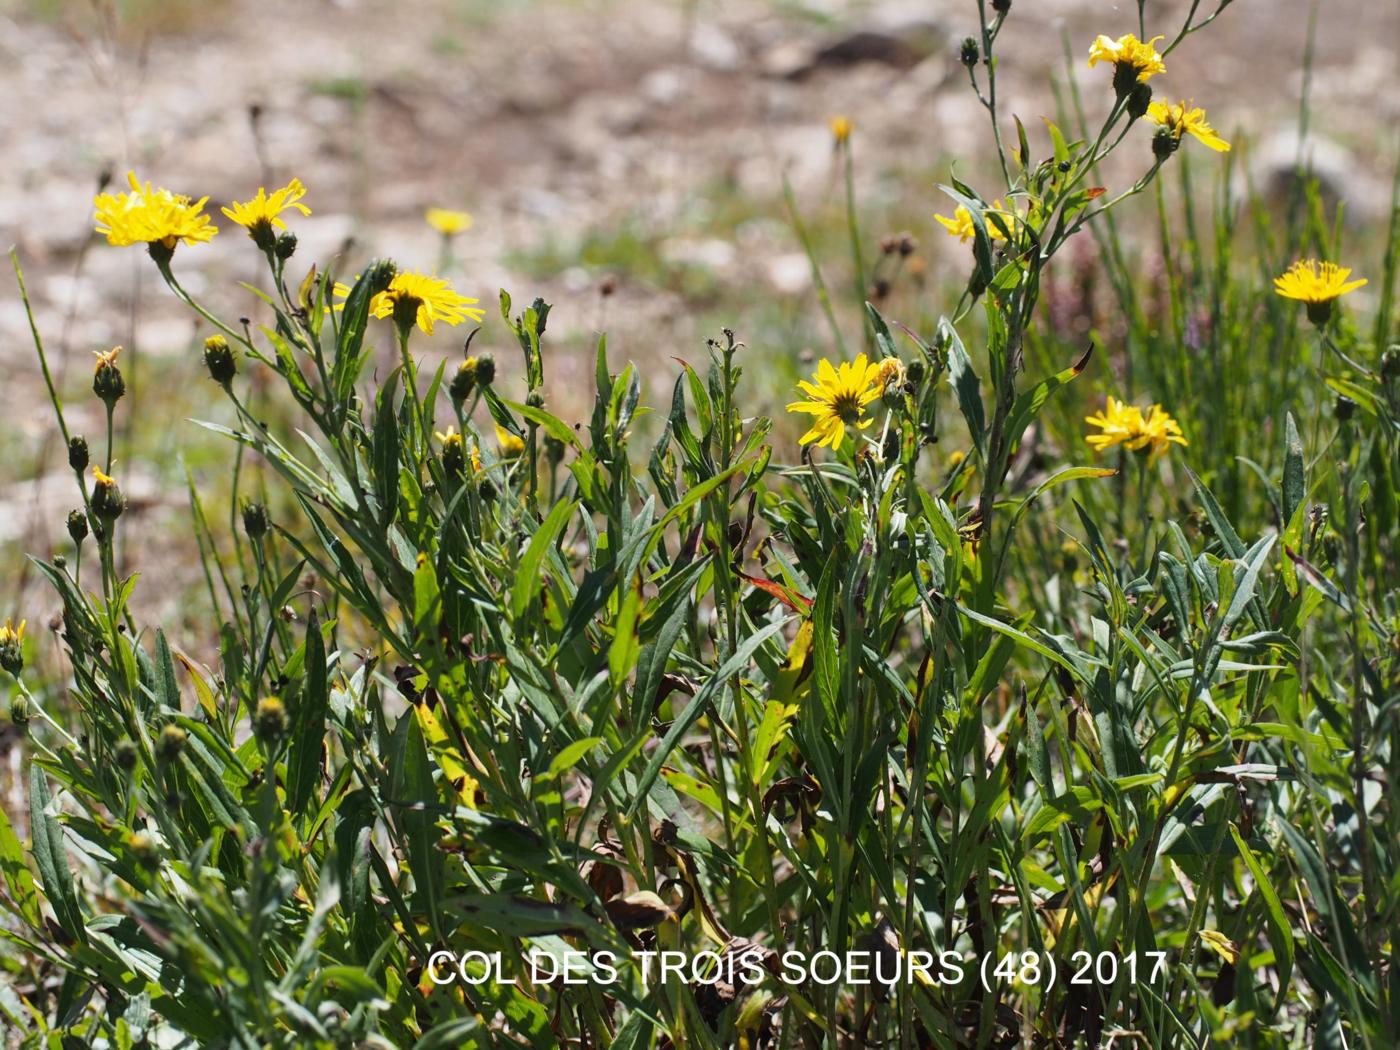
[0,618,24,677]
[67,509,89,545]
[1381,346,1400,380]
[366,258,398,296]
[241,500,269,540]
[114,738,139,771]
[203,335,237,386]
[544,434,565,465]
[254,696,288,743]
[126,831,160,871]
[93,347,125,407]
[1152,125,1179,161]
[991,0,1011,13]
[156,724,187,762]
[526,390,545,409]
[68,435,89,472]
[474,353,496,386]
[449,358,478,403]
[959,36,980,67]
[91,468,125,523]
[1334,395,1356,422]
[1126,82,1153,120]
[9,695,29,729]
[906,358,926,385]
[274,232,298,261]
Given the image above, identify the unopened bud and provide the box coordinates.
[1126,82,1153,120]
[960,36,980,67]
[156,724,187,762]
[203,335,237,386]
[68,435,89,472]
[241,501,269,540]
[254,696,288,743]
[67,509,89,545]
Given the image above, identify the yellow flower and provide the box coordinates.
[426,207,473,235]
[0,618,23,646]
[1147,101,1229,152]
[1085,395,1187,463]
[0,617,24,675]
[934,201,1012,244]
[875,356,905,389]
[221,178,311,240]
[1274,260,1367,305]
[93,345,123,372]
[92,466,117,487]
[434,425,463,450]
[369,271,485,336]
[1087,33,1166,83]
[786,354,885,449]
[93,171,218,252]
[828,115,852,144]
[496,424,526,459]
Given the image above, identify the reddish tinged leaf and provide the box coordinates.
[737,571,813,611]
[1086,187,1107,199]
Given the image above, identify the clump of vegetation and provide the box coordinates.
[2,1,1397,1047]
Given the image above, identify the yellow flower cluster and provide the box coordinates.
[1085,396,1187,463]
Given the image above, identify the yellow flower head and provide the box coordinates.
[1087,33,1166,83]
[369,271,485,336]
[1085,395,1187,463]
[434,425,463,451]
[221,178,311,239]
[786,353,885,449]
[0,616,23,675]
[94,172,218,252]
[93,345,123,373]
[92,466,117,487]
[875,356,905,390]
[496,424,526,459]
[0,618,24,646]
[1274,260,1367,305]
[426,208,473,235]
[1147,101,1229,152]
[829,115,852,144]
[934,201,1012,244]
